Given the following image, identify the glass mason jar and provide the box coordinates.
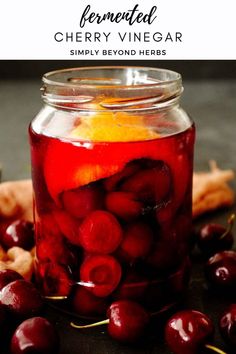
[29,66,195,317]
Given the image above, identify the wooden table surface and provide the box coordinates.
[0,79,236,353]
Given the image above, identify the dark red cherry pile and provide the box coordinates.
[196,214,236,295]
[71,300,229,353]
[1,193,235,353]
[0,269,58,354]
[36,158,192,313]
[68,213,236,353]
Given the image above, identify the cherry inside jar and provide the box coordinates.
[29,66,195,317]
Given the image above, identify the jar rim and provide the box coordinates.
[42,66,182,89]
[41,66,183,111]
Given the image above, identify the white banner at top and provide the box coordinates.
[0,0,235,59]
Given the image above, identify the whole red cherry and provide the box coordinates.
[105,191,143,221]
[0,269,23,291]
[71,300,149,343]
[62,184,103,219]
[118,222,153,263]
[197,214,235,257]
[79,210,123,254]
[205,251,236,291]
[11,317,59,354]
[165,310,214,354]
[107,300,150,342]
[219,304,236,348]
[80,254,122,297]
[1,220,35,250]
[0,279,43,319]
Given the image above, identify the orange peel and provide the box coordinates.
[69,111,159,142]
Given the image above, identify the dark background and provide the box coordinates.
[1,60,236,79]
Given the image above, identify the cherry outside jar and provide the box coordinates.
[29,66,195,317]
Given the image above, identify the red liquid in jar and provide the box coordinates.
[29,117,195,315]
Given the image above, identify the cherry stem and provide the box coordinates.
[71,319,109,329]
[44,296,68,300]
[205,344,227,354]
[219,213,235,240]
